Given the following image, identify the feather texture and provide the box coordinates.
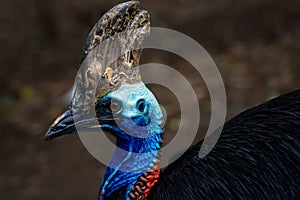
[149,89,300,200]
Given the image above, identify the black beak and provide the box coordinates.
[45,107,77,141]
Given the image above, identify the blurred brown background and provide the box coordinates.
[1,0,300,199]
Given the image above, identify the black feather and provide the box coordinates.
[149,89,300,200]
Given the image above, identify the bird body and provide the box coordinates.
[149,89,300,200]
[45,1,300,200]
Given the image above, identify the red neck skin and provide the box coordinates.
[128,159,161,200]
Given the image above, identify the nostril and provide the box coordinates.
[136,99,147,113]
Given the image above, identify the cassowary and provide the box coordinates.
[45,1,300,200]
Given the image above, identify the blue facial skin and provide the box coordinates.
[96,83,164,200]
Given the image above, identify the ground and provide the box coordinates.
[1,0,300,199]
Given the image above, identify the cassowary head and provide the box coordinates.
[45,1,164,199]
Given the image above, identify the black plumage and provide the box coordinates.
[148,89,300,199]
[96,89,300,200]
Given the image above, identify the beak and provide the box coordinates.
[45,106,106,141]
[45,107,77,141]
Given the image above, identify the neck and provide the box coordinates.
[99,130,163,200]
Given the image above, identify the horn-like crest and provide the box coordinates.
[72,1,150,112]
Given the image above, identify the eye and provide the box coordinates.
[109,101,122,114]
[136,99,146,113]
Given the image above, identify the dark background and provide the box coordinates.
[1,0,300,199]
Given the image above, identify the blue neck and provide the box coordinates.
[98,83,164,199]
[99,129,162,200]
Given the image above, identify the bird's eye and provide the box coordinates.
[136,99,146,113]
[109,101,121,114]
